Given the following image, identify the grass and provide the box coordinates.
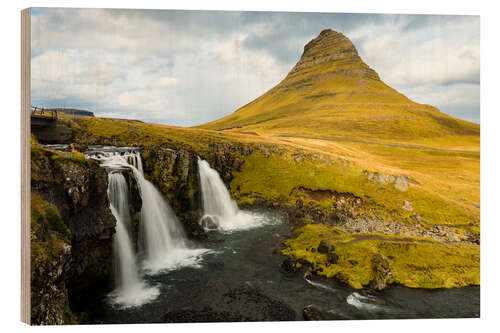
[231,151,479,228]
[282,224,479,289]
[31,192,70,237]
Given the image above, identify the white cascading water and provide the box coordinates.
[198,158,264,231]
[129,166,207,273]
[95,150,207,274]
[107,172,159,308]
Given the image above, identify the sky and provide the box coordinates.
[31,8,480,125]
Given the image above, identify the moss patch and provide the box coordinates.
[282,224,479,289]
[31,192,70,274]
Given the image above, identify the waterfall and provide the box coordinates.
[198,158,264,232]
[107,172,159,308]
[94,148,208,275]
[130,166,207,273]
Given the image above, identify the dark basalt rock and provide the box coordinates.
[281,257,300,273]
[303,305,325,320]
[163,282,295,322]
[163,307,246,323]
[31,149,116,324]
[141,146,205,239]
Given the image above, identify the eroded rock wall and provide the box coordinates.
[31,148,116,324]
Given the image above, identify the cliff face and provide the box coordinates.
[31,146,116,324]
[137,141,253,240]
[141,146,205,239]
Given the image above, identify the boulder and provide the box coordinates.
[200,215,219,231]
[317,240,334,254]
[374,173,395,185]
[394,175,409,191]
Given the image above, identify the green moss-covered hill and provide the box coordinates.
[199,29,479,145]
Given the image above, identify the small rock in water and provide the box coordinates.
[200,215,219,231]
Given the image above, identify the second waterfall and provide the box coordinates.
[198,158,265,232]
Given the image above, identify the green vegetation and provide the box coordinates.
[50,152,89,168]
[282,224,479,289]
[78,117,227,153]
[31,192,70,274]
[231,151,479,228]
[31,138,89,169]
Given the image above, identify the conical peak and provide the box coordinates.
[287,29,379,81]
[303,29,357,56]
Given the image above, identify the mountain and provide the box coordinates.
[199,29,479,143]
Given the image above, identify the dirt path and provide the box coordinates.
[272,134,480,154]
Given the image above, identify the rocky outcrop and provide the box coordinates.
[141,146,206,239]
[363,170,418,192]
[30,203,73,325]
[203,142,254,186]
[31,147,116,324]
[31,119,73,144]
[335,213,473,243]
[140,141,255,239]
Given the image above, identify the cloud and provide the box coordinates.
[30,9,480,125]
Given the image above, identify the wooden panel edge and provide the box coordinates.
[21,7,31,325]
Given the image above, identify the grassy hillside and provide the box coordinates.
[76,117,479,228]
[199,29,479,145]
[69,116,479,289]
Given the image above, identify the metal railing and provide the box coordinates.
[30,106,58,119]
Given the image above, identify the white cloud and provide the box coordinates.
[30,9,480,124]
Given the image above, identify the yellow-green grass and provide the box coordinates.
[78,117,249,153]
[31,141,89,170]
[282,224,479,289]
[231,151,479,228]
[76,117,479,229]
[261,135,480,222]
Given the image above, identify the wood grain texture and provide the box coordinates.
[21,7,31,325]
